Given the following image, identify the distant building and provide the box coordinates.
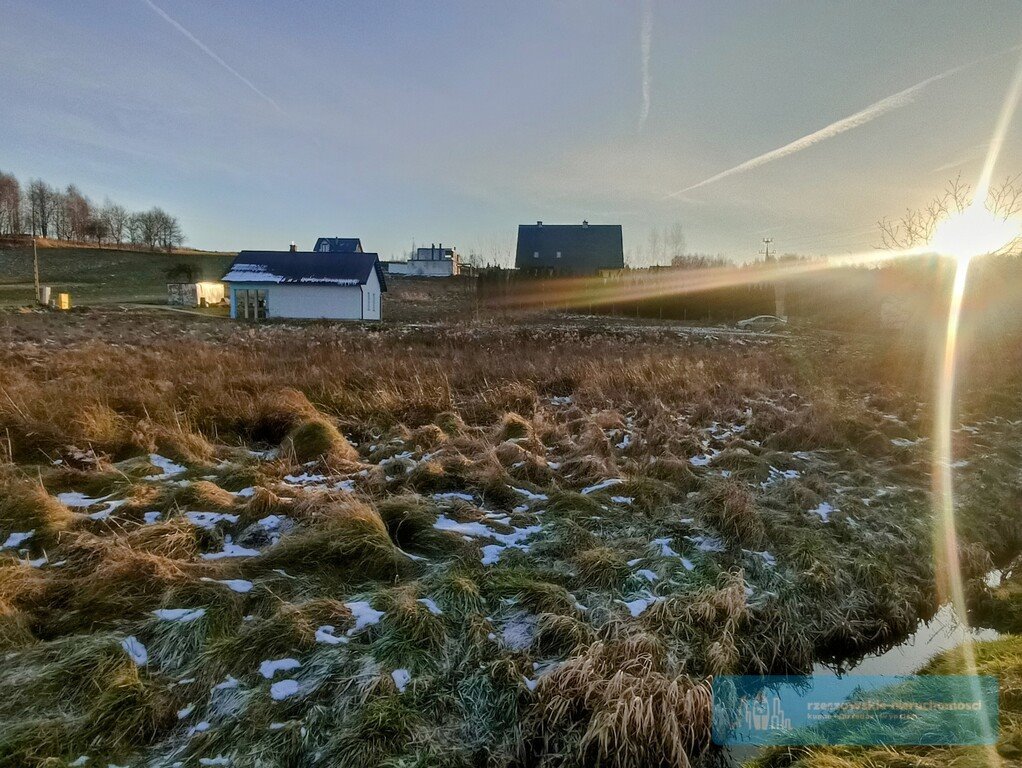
[515,221,624,275]
[167,281,226,308]
[385,243,460,277]
[222,248,386,321]
[312,237,364,253]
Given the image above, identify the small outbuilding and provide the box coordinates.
[167,281,226,307]
[222,249,386,321]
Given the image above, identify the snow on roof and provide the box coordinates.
[222,251,387,290]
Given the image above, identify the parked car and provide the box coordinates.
[736,315,787,331]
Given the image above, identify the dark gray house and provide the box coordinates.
[313,237,364,253]
[514,221,624,275]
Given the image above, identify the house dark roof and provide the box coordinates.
[223,251,387,291]
[515,223,624,274]
[312,237,363,253]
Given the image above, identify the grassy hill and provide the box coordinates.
[0,243,236,306]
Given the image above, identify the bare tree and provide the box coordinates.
[879,174,1021,254]
[100,202,129,244]
[0,172,21,235]
[27,179,57,237]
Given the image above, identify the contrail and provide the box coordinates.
[667,57,985,198]
[141,0,282,113]
[639,0,653,129]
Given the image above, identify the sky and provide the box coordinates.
[2,1,1021,263]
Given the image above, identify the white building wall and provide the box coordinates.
[228,282,370,320]
[360,269,382,320]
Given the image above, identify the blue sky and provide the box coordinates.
[3,1,1021,262]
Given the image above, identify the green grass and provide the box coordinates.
[0,243,235,306]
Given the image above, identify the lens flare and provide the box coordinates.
[930,203,1022,262]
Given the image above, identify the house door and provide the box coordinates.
[236,289,269,320]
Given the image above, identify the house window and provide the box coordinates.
[235,288,268,320]
[533,251,539,259]
[556,251,562,259]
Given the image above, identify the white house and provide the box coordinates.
[385,243,460,277]
[222,249,386,321]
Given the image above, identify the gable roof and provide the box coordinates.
[312,237,363,253]
[223,251,387,291]
[515,223,624,274]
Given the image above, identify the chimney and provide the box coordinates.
[289,241,297,252]
[582,220,589,228]
[438,242,442,260]
[537,221,543,227]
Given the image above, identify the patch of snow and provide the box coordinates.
[186,511,239,530]
[212,676,239,691]
[70,757,89,767]
[510,487,548,501]
[188,721,210,736]
[391,668,412,692]
[501,612,538,651]
[121,636,148,665]
[651,537,680,558]
[270,679,300,701]
[811,502,834,522]
[315,625,349,645]
[57,491,111,507]
[147,454,187,480]
[143,511,162,525]
[610,496,634,504]
[433,492,474,502]
[198,758,230,767]
[346,600,385,634]
[153,607,206,623]
[417,598,442,615]
[201,537,260,560]
[688,535,726,553]
[620,594,661,618]
[635,569,659,583]
[581,478,624,495]
[177,703,195,719]
[523,675,539,692]
[260,658,301,679]
[2,530,34,549]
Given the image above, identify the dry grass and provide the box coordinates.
[0,309,1018,766]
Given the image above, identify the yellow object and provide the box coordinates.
[57,293,71,310]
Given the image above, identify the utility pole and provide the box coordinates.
[760,237,774,262]
[32,236,41,303]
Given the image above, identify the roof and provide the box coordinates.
[223,251,387,291]
[312,237,363,253]
[515,223,624,274]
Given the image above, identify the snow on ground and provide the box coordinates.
[147,454,188,480]
[417,598,442,615]
[346,601,385,634]
[121,636,148,665]
[580,478,624,495]
[259,658,301,679]
[315,625,348,645]
[153,608,206,623]
[270,679,300,701]
[2,530,33,549]
[186,511,239,529]
[201,537,260,560]
[391,668,412,692]
[811,502,834,522]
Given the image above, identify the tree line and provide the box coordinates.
[0,171,185,251]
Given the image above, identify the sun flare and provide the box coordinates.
[929,202,1022,262]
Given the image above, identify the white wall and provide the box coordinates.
[384,259,456,277]
[360,269,382,320]
[229,282,369,320]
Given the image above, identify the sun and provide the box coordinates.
[929,202,1022,262]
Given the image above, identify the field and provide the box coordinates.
[0,243,236,306]
[0,307,1020,767]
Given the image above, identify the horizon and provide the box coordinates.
[3,1,1021,263]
